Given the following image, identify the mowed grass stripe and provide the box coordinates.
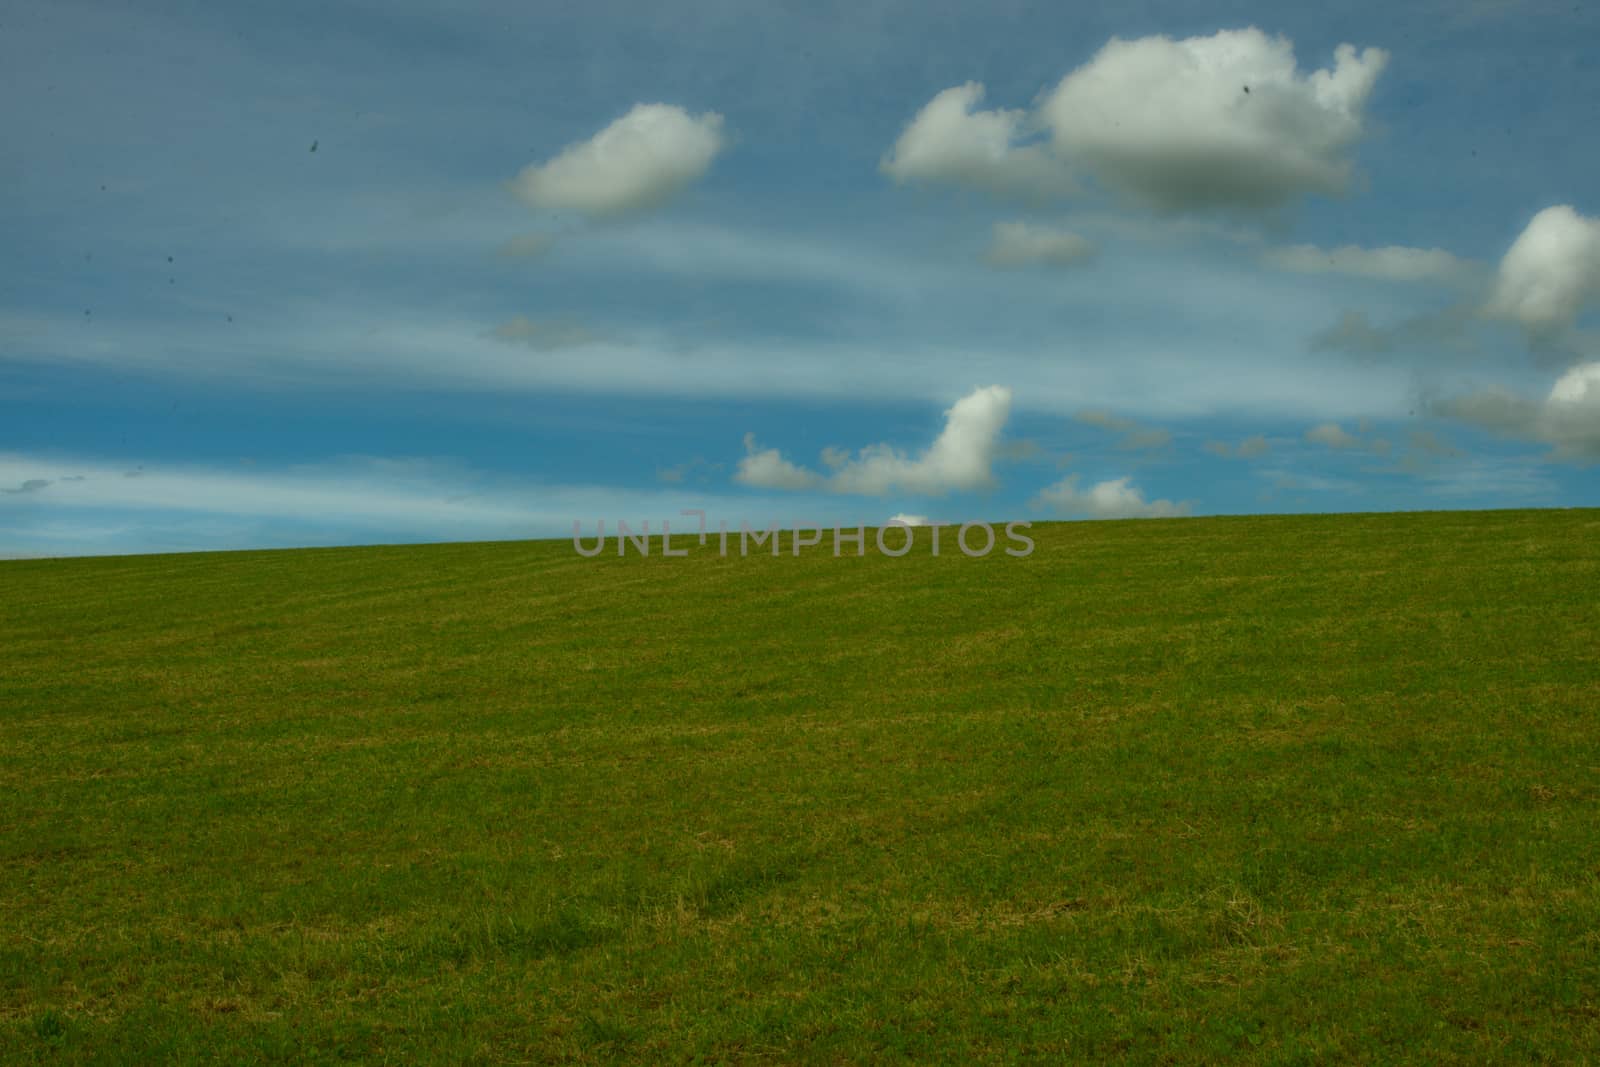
[2,509,1599,1062]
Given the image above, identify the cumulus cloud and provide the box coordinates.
[1036,28,1387,215]
[1034,474,1191,518]
[1433,362,1600,459]
[735,433,824,490]
[735,385,1012,496]
[879,83,1075,199]
[886,30,1386,218]
[1484,205,1600,341]
[888,513,929,526]
[1305,422,1361,449]
[512,104,724,218]
[1536,363,1600,456]
[985,221,1097,268]
[828,385,1012,495]
[1264,243,1475,285]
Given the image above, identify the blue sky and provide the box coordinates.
[2,0,1598,556]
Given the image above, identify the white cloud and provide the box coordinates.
[828,385,1011,495]
[1034,474,1191,519]
[734,433,825,490]
[985,221,1096,268]
[1036,28,1386,214]
[888,513,929,526]
[1263,243,1475,285]
[512,103,724,218]
[880,83,1074,199]
[1431,361,1600,459]
[1548,360,1600,407]
[1527,361,1600,455]
[735,386,1012,496]
[1305,422,1361,449]
[1484,205,1600,340]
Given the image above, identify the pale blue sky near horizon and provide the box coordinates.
[2,0,1598,557]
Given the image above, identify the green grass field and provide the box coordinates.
[4,509,1599,1062]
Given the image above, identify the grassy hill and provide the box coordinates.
[3,509,1599,1062]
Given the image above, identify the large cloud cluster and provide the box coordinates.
[884,28,1388,216]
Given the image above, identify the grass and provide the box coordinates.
[2,508,1599,1062]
